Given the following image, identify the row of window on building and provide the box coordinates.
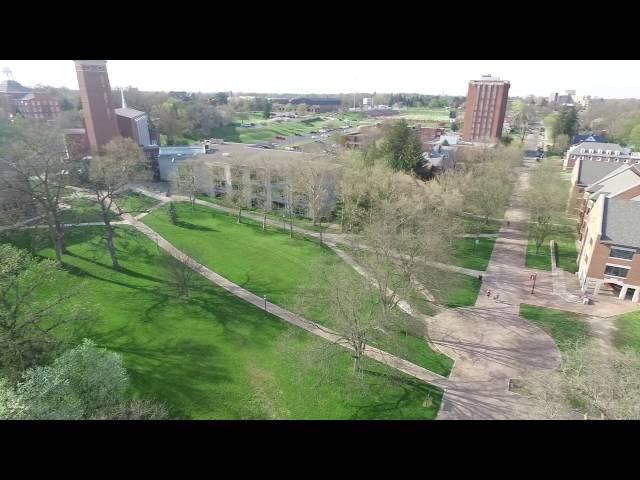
[572,155,640,165]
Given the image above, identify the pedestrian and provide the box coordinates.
[486,289,491,297]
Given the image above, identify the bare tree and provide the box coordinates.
[163,252,200,299]
[528,159,566,254]
[170,162,198,209]
[227,165,253,224]
[291,160,336,226]
[317,263,383,376]
[0,120,75,264]
[523,341,640,420]
[89,137,151,270]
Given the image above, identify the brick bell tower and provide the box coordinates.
[74,60,119,152]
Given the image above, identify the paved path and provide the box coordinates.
[428,147,564,419]
[122,212,459,392]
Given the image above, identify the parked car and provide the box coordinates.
[311,135,318,139]
[275,135,286,140]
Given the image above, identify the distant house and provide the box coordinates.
[571,134,608,145]
[414,126,445,151]
[563,141,636,169]
[169,91,194,101]
[272,97,341,113]
[0,79,61,121]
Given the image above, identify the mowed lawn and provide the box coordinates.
[417,267,481,314]
[450,237,496,271]
[0,226,443,419]
[519,304,590,351]
[526,226,578,273]
[142,203,453,376]
[208,117,334,143]
[614,311,640,353]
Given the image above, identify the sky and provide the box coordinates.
[1,60,639,98]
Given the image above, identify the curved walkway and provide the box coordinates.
[130,159,564,419]
[122,212,453,391]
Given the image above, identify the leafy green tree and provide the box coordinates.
[501,136,513,146]
[0,377,25,419]
[381,119,423,172]
[168,201,178,224]
[262,101,272,119]
[213,92,228,106]
[628,124,640,149]
[0,245,87,380]
[151,100,186,145]
[552,134,570,155]
[556,106,578,139]
[15,339,128,420]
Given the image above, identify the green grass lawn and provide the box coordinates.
[142,203,453,376]
[408,268,481,310]
[450,237,496,271]
[60,197,119,224]
[459,216,503,235]
[207,117,336,144]
[613,311,640,353]
[195,193,335,233]
[519,304,590,351]
[526,227,578,273]
[397,107,450,121]
[59,192,159,224]
[116,192,160,214]
[0,226,443,419]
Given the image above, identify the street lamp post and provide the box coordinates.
[264,295,267,312]
[530,273,537,294]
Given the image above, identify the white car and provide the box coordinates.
[311,135,318,139]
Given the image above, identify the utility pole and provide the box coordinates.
[530,273,537,294]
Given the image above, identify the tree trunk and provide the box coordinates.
[289,216,293,238]
[47,209,64,264]
[237,207,242,224]
[352,353,361,375]
[105,224,119,270]
[263,213,267,231]
[53,232,64,265]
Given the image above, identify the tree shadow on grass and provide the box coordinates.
[64,251,171,286]
[89,333,235,419]
[175,220,218,232]
[345,368,442,420]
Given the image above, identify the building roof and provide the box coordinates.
[576,159,621,186]
[586,165,640,200]
[0,80,31,94]
[601,197,640,248]
[289,97,341,106]
[159,145,206,157]
[114,107,146,119]
[569,141,627,153]
[571,134,607,145]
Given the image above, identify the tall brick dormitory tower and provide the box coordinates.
[74,60,119,152]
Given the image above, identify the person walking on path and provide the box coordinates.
[486,289,492,298]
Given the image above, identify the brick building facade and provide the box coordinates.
[461,75,510,143]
